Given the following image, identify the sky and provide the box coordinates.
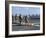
[12,6,40,16]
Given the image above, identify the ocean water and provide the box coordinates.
[12,19,40,31]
